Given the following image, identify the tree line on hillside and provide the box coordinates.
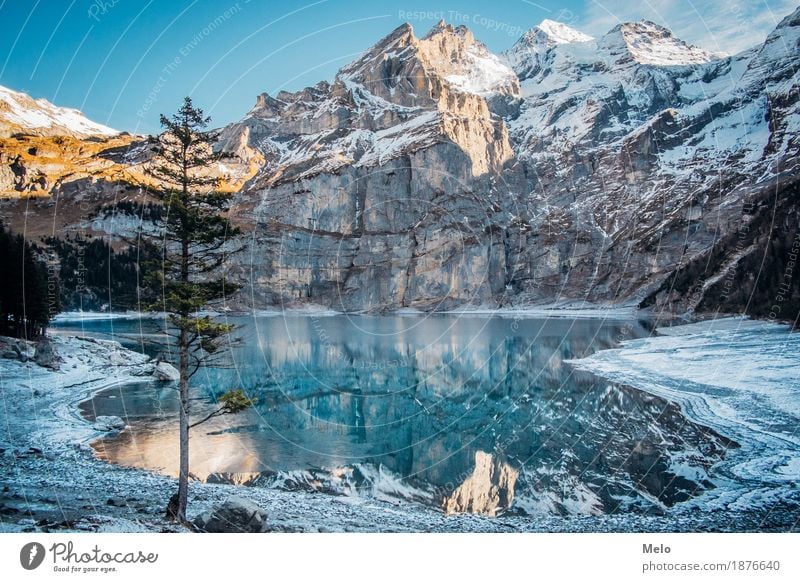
[0,222,58,339]
[46,234,159,312]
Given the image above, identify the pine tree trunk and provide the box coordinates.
[176,230,191,523]
[176,325,190,523]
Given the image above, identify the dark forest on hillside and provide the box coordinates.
[0,222,57,338]
[45,235,154,312]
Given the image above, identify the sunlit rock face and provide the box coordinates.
[443,451,518,516]
[217,21,521,312]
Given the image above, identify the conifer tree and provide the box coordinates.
[143,97,253,524]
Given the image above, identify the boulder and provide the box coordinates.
[0,337,32,361]
[108,349,132,366]
[193,496,269,533]
[33,337,61,369]
[130,363,156,377]
[154,361,180,382]
[92,416,126,432]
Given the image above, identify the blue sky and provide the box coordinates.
[0,0,795,134]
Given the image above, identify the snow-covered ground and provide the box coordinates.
[570,317,800,519]
[53,311,163,322]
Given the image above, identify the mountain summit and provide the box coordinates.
[504,19,592,75]
[599,20,725,65]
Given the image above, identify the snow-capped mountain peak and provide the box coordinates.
[536,19,594,45]
[600,20,725,66]
[418,22,518,97]
[0,85,118,138]
[503,20,592,76]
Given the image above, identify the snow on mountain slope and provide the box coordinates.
[651,7,799,179]
[0,85,117,138]
[420,22,518,97]
[600,21,725,66]
[503,19,593,78]
[506,10,796,190]
[442,43,517,96]
[508,20,733,161]
[501,7,799,312]
[538,19,594,44]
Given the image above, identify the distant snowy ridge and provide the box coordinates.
[601,21,725,66]
[503,19,593,73]
[0,84,117,138]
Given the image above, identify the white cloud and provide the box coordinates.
[578,0,798,54]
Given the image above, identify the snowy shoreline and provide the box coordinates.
[2,317,798,532]
[569,317,800,519]
[54,302,647,322]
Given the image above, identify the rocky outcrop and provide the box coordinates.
[193,496,269,533]
[0,336,33,362]
[92,415,126,432]
[33,337,61,370]
[154,361,180,382]
[443,451,518,516]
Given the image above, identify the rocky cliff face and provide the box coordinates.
[218,21,521,311]
[501,11,798,312]
[213,8,799,314]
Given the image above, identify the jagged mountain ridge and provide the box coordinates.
[217,8,799,313]
[217,20,517,184]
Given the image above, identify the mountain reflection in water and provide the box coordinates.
[73,314,732,516]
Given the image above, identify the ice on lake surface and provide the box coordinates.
[54,314,797,517]
[571,317,800,515]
